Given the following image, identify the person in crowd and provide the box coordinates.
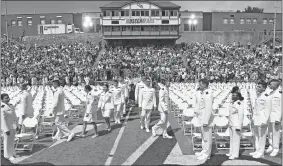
[51,80,75,142]
[111,80,124,124]
[1,93,19,161]
[250,81,272,159]
[138,77,156,133]
[98,83,114,132]
[266,79,281,157]
[152,79,173,139]
[17,83,34,132]
[194,79,214,160]
[226,92,244,160]
[78,85,99,138]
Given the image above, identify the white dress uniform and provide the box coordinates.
[98,91,114,118]
[1,103,18,159]
[118,82,128,114]
[52,87,73,137]
[267,88,282,155]
[83,92,99,122]
[138,85,156,130]
[111,86,124,121]
[252,91,272,158]
[194,89,214,159]
[135,81,144,105]
[228,100,244,158]
[18,90,34,124]
[152,84,169,135]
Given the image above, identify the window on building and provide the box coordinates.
[11,20,16,26]
[145,11,149,16]
[121,11,129,16]
[151,10,159,17]
[184,24,189,31]
[269,18,274,24]
[246,18,251,24]
[253,18,258,24]
[230,18,235,24]
[240,18,245,24]
[230,15,234,17]
[132,11,136,16]
[112,11,119,17]
[103,11,106,17]
[162,10,166,16]
[122,26,126,31]
[112,26,120,32]
[263,18,267,24]
[132,26,140,31]
[151,25,159,31]
[141,11,145,16]
[136,11,140,16]
[223,18,228,24]
[165,10,169,16]
[104,26,111,32]
[162,20,169,24]
[106,11,111,16]
[173,10,178,16]
[17,19,22,26]
[27,17,32,26]
[111,20,119,24]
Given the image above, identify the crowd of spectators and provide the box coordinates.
[1,39,282,86]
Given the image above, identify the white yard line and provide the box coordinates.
[104,108,133,166]
[121,123,170,166]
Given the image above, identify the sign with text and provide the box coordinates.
[125,18,155,24]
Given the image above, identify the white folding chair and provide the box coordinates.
[213,116,230,151]
[15,117,39,152]
[240,116,255,150]
[181,108,195,136]
[39,112,55,136]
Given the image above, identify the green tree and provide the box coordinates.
[244,6,264,13]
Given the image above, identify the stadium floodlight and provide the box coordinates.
[188,20,192,24]
[191,14,195,19]
[83,22,88,27]
[85,16,91,23]
[193,20,197,25]
[84,16,93,27]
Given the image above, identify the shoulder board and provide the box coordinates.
[1,105,4,108]
[265,94,268,97]
[237,102,241,105]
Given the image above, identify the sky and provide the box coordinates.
[0,1,282,15]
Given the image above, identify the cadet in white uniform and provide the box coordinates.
[250,81,272,159]
[118,77,128,115]
[98,83,114,131]
[194,79,214,160]
[226,92,245,160]
[266,79,281,156]
[111,80,124,124]
[138,77,156,133]
[135,76,145,105]
[17,83,34,131]
[51,80,75,142]
[78,85,99,138]
[1,94,19,161]
[152,79,173,139]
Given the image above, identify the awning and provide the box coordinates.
[103,35,181,40]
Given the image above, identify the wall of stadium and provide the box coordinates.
[177,31,282,45]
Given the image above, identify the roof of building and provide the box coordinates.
[100,1,180,9]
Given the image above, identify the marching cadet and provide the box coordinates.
[98,83,114,132]
[17,83,34,132]
[1,94,19,161]
[111,80,124,124]
[250,81,272,159]
[152,79,173,139]
[138,77,156,133]
[135,76,145,105]
[78,85,99,138]
[31,75,37,90]
[226,92,245,160]
[51,80,75,142]
[194,79,214,160]
[118,76,128,115]
[266,79,281,156]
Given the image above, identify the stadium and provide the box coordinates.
[1,0,282,166]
